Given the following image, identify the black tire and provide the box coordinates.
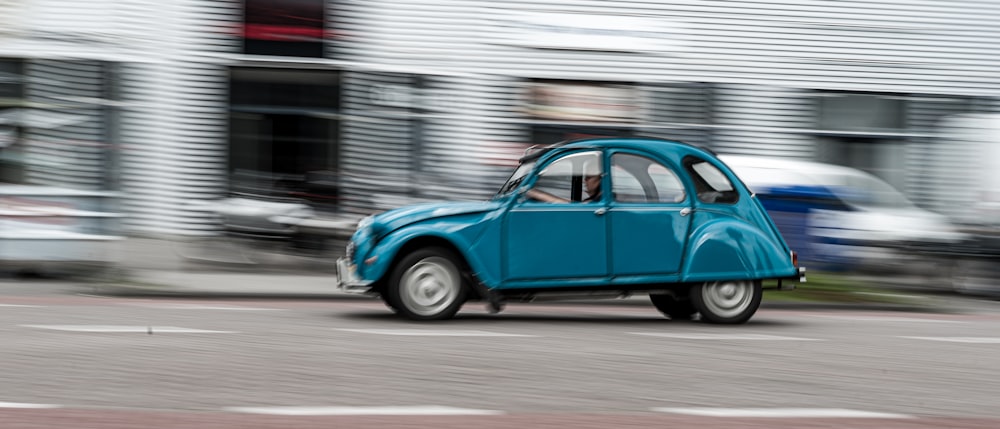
[690,280,762,324]
[649,293,697,320]
[386,247,467,321]
[382,298,400,313]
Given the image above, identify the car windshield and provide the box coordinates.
[816,170,915,209]
[496,160,536,197]
[725,158,915,210]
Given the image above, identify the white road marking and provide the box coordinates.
[852,291,929,300]
[818,315,963,323]
[0,304,41,307]
[21,325,237,334]
[630,332,822,341]
[225,405,504,416]
[900,336,1000,344]
[0,402,61,409]
[123,303,281,311]
[653,407,911,418]
[336,328,535,337]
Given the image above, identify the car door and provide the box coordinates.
[503,150,609,283]
[607,151,692,279]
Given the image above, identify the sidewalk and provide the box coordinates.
[98,237,359,299]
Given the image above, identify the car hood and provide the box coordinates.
[374,201,503,232]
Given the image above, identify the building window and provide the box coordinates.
[229,67,341,211]
[524,80,637,145]
[818,93,905,133]
[0,59,24,184]
[814,92,909,190]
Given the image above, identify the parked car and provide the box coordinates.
[336,137,805,323]
[719,155,965,274]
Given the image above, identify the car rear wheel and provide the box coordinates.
[387,247,467,321]
[690,280,761,324]
[649,293,697,320]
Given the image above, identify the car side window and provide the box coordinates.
[527,151,602,203]
[684,156,739,204]
[611,153,686,203]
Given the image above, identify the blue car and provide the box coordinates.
[336,137,805,323]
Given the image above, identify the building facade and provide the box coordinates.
[1,0,998,236]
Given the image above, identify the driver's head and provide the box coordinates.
[583,160,602,197]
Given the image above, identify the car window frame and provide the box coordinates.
[682,155,740,205]
[521,149,605,204]
[608,150,688,205]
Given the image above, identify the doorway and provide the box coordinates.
[228,67,340,211]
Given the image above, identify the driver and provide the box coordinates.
[583,160,602,202]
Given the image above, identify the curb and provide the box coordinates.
[89,279,367,301]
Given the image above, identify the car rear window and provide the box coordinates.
[684,156,738,204]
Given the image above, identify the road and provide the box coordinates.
[2,279,1000,428]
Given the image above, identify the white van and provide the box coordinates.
[719,155,964,274]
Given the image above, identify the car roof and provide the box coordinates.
[521,137,715,162]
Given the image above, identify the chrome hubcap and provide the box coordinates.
[701,280,753,318]
[399,257,459,316]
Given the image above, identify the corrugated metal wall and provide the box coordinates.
[419,74,525,201]
[906,96,984,210]
[711,85,816,158]
[639,83,713,147]
[117,0,238,236]
[337,0,1000,215]
[5,0,1000,232]
[472,0,1000,95]
[338,71,419,214]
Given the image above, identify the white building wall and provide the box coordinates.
[711,85,816,159]
[4,0,1000,232]
[905,96,987,211]
[116,0,239,236]
[335,0,524,211]
[0,0,240,236]
[468,0,1000,95]
[338,71,420,214]
[419,74,526,201]
[337,0,1000,212]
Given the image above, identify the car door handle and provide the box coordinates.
[594,208,607,216]
[680,207,692,216]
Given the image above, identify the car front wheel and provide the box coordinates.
[690,280,762,324]
[386,247,467,321]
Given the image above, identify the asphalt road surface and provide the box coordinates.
[2,280,1000,428]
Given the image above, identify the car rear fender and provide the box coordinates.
[682,218,797,282]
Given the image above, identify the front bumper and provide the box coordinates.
[336,257,374,294]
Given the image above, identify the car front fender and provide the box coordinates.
[357,223,491,287]
[683,218,797,282]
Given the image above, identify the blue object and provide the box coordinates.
[752,185,858,271]
[336,137,804,323]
